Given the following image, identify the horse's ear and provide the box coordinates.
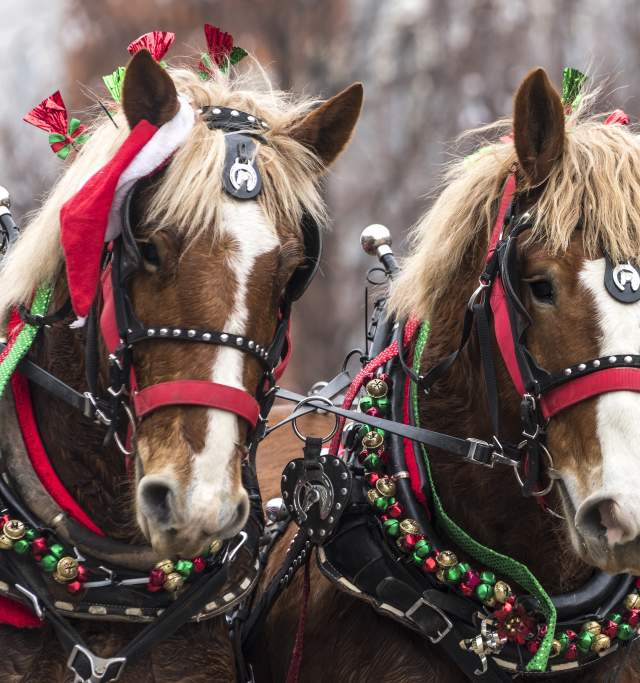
[513,67,565,186]
[290,82,363,168]
[122,49,179,130]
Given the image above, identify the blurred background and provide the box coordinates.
[2,0,640,390]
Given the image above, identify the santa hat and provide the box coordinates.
[60,96,194,319]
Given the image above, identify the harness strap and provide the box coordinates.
[132,379,260,427]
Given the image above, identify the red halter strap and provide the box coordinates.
[487,174,640,418]
[99,266,262,428]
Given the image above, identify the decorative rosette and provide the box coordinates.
[23,91,89,159]
[198,24,248,78]
[127,30,175,64]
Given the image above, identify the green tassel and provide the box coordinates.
[102,66,126,102]
[562,67,587,110]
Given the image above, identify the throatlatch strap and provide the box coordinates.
[0,286,52,398]
[411,321,556,673]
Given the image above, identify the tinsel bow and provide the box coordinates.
[23,91,89,159]
[102,66,127,103]
[127,30,175,64]
[561,67,587,112]
[198,24,248,78]
[605,109,630,126]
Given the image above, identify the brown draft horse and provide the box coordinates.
[0,50,361,681]
[252,68,640,681]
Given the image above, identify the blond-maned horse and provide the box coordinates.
[252,68,640,681]
[0,48,361,681]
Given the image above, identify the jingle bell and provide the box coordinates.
[376,477,396,497]
[591,633,611,653]
[435,550,458,568]
[365,378,388,399]
[163,571,185,592]
[362,431,384,450]
[54,556,79,583]
[399,518,420,536]
[209,539,223,556]
[155,559,175,575]
[581,620,601,637]
[0,534,13,550]
[3,519,25,541]
[549,639,562,658]
[367,489,381,505]
[493,580,511,604]
[625,593,640,611]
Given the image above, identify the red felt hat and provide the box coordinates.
[59,96,194,319]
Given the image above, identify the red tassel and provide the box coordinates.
[127,31,175,61]
[23,90,68,135]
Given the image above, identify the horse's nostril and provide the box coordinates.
[139,479,175,527]
[577,498,638,548]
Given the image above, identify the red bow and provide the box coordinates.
[605,109,630,126]
[198,24,247,77]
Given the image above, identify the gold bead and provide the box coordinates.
[209,539,223,556]
[376,477,396,497]
[365,378,388,399]
[53,556,78,583]
[367,489,381,505]
[3,519,25,541]
[549,639,562,658]
[625,593,640,610]
[435,550,458,568]
[362,431,384,450]
[399,518,420,536]
[0,534,13,550]
[493,580,511,604]
[155,559,175,575]
[163,571,185,592]
[591,633,611,653]
[582,620,602,637]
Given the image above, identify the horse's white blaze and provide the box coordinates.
[576,258,640,545]
[187,198,279,533]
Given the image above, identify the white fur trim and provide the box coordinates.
[104,96,194,241]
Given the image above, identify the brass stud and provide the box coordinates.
[3,519,25,541]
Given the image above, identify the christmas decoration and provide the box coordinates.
[561,67,587,112]
[102,66,126,103]
[198,24,247,78]
[128,31,175,63]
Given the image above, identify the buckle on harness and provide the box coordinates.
[405,594,453,644]
[67,644,126,683]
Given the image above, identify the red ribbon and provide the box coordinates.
[605,109,630,126]
[23,90,69,136]
[127,31,175,61]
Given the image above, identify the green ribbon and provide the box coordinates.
[562,67,587,110]
[102,66,126,102]
[410,321,556,673]
[0,285,52,398]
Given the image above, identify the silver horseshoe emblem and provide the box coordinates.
[613,263,640,293]
[229,158,258,192]
[293,474,333,523]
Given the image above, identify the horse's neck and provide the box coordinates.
[28,308,138,542]
[418,292,591,594]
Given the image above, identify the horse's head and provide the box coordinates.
[391,67,640,575]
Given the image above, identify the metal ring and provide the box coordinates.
[513,443,555,497]
[291,396,340,443]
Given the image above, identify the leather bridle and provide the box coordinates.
[404,171,640,496]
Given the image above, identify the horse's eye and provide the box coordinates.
[529,279,554,304]
[140,241,161,268]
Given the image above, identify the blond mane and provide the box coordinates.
[0,61,326,321]
[389,102,640,321]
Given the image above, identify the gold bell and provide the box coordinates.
[376,477,396,497]
[54,556,78,583]
[365,378,388,399]
[209,539,223,556]
[549,639,562,658]
[435,550,458,568]
[362,431,384,450]
[155,559,175,575]
[493,580,511,604]
[581,620,601,637]
[625,593,640,611]
[163,571,185,592]
[399,518,420,536]
[3,519,25,541]
[367,489,381,505]
[0,534,13,550]
[591,633,611,653]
